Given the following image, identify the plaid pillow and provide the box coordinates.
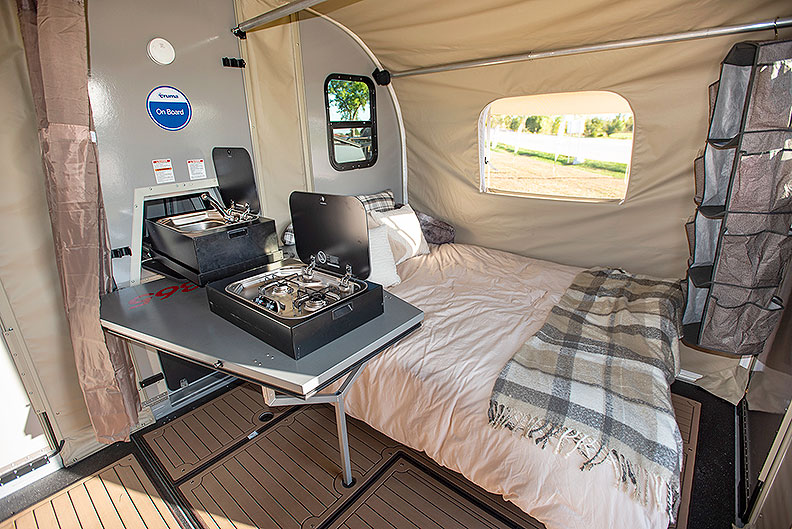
[355,189,395,212]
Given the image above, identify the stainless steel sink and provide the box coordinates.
[155,211,228,233]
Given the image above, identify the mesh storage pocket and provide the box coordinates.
[724,211,792,237]
[685,219,695,258]
[709,63,752,143]
[702,144,735,209]
[699,294,784,355]
[714,232,792,288]
[708,282,780,309]
[745,59,792,131]
[682,279,709,325]
[728,147,792,213]
[692,214,723,266]
[693,155,705,205]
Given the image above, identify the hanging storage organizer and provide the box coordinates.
[682,39,792,356]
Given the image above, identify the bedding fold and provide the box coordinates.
[489,268,684,522]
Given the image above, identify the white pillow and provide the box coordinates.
[366,225,401,287]
[370,204,430,265]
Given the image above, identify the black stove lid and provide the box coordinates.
[212,147,260,213]
[289,191,370,280]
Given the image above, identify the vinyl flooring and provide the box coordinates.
[0,454,180,529]
[0,382,704,529]
[141,383,285,482]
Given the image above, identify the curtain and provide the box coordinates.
[16,0,139,444]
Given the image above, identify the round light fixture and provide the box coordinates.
[147,37,175,65]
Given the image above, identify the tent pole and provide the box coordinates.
[232,0,327,37]
[391,16,792,79]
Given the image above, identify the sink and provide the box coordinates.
[156,211,228,233]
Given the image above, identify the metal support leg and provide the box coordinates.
[334,398,354,487]
[262,362,367,487]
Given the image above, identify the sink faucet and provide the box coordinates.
[201,193,233,222]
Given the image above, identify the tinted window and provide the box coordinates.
[325,75,377,170]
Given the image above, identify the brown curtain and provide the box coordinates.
[16,0,139,444]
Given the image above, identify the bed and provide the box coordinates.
[339,242,672,529]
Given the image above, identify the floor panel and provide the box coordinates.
[0,454,179,529]
[142,382,285,481]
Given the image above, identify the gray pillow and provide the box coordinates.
[414,210,455,244]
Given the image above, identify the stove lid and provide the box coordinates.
[289,191,371,280]
[212,147,260,213]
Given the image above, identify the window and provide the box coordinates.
[479,91,634,202]
[324,74,377,171]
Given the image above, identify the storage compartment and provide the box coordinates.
[745,41,792,131]
[729,133,792,213]
[714,232,792,289]
[699,295,784,356]
[708,54,754,144]
[701,142,735,215]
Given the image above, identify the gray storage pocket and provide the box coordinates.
[745,59,792,131]
[714,232,792,288]
[702,144,735,210]
[728,147,792,213]
[700,295,784,355]
[709,63,751,143]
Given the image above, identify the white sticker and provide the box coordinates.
[152,158,175,184]
[187,158,207,180]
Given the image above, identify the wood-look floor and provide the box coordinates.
[0,454,179,529]
[142,383,286,481]
[324,455,542,529]
[179,404,405,529]
[671,393,702,529]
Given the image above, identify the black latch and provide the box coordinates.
[139,372,165,388]
[111,247,132,259]
[222,57,246,68]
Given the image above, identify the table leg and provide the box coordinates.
[334,398,354,487]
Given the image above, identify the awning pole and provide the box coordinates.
[391,16,792,79]
[232,0,328,38]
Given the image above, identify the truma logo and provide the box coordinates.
[147,85,192,131]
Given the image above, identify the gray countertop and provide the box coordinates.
[100,278,423,396]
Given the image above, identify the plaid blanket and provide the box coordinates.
[489,268,684,521]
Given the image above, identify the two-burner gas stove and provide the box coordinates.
[206,191,385,360]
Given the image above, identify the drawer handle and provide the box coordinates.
[227,227,248,239]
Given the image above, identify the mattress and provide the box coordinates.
[341,243,669,529]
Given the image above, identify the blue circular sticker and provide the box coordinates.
[146,86,192,131]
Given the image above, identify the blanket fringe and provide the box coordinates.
[489,400,680,524]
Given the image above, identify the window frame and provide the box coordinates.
[478,92,634,203]
[324,73,378,171]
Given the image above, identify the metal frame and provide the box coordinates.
[262,362,367,487]
[391,16,792,79]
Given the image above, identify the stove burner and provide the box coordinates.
[303,297,327,312]
[295,275,323,288]
[271,283,294,296]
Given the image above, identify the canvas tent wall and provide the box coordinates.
[236,0,792,403]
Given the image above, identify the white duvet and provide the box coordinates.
[342,243,669,529]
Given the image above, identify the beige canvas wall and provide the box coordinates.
[235,0,311,232]
[0,0,100,464]
[238,0,792,403]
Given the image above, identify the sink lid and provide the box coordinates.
[212,147,260,213]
